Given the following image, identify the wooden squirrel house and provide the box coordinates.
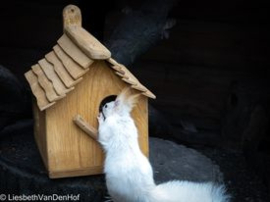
[24,5,155,179]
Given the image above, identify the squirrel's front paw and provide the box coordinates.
[97,113,104,124]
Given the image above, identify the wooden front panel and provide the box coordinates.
[33,101,49,169]
[44,61,148,178]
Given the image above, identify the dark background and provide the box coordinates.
[0,0,269,200]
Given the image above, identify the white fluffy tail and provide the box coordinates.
[150,181,230,202]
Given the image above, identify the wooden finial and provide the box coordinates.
[63,5,82,29]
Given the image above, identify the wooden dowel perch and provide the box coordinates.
[73,114,98,140]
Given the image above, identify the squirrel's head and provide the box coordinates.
[101,101,115,118]
[101,88,141,118]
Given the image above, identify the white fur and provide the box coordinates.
[98,90,230,202]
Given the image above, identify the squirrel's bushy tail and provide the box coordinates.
[149,181,231,202]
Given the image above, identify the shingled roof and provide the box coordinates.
[24,24,155,111]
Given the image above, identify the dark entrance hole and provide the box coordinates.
[99,95,117,112]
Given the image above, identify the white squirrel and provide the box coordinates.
[97,88,230,202]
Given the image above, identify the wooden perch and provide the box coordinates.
[73,114,98,140]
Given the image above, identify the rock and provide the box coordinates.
[149,138,223,184]
[148,105,174,138]
[0,129,223,201]
[0,65,31,132]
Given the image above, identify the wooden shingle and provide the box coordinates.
[106,58,156,99]
[45,51,82,88]
[31,64,65,102]
[24,71,55,110]
[53,45,89,79]
[38,59,73,95]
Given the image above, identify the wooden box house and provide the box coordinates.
[24,5,155,178]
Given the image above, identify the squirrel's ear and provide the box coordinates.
[115,87,130,105]
[115,87,141,112]
[126,93,141,110]
[114,99,120,109]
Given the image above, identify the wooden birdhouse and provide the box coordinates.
[24,5,155,179]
